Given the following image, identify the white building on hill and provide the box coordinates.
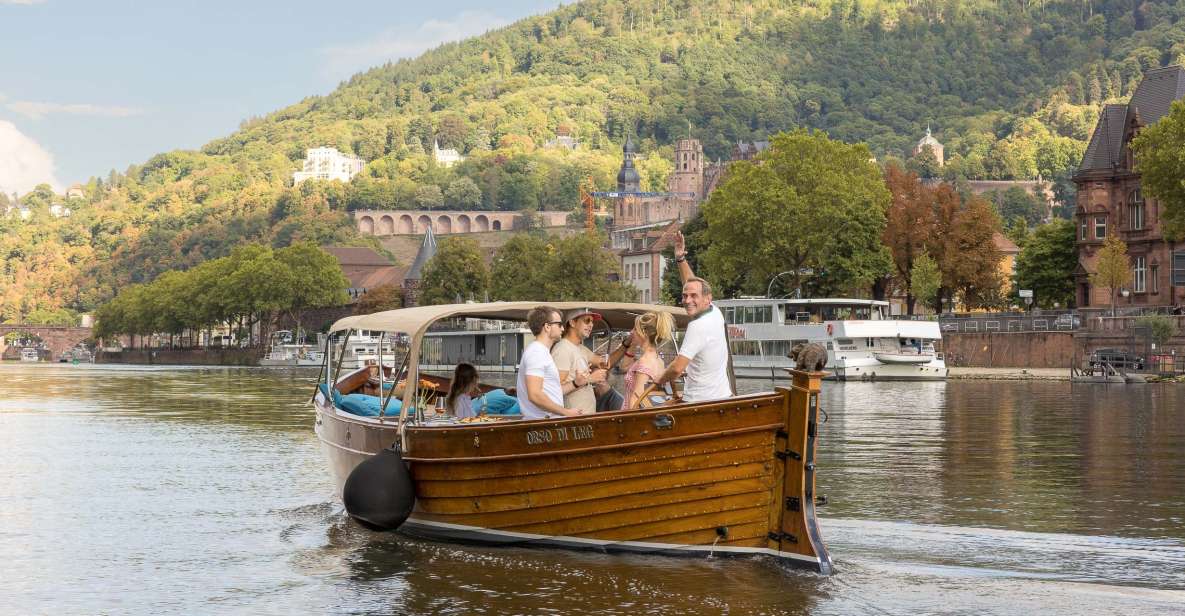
[433,139,464,168]
[293,147,365,184]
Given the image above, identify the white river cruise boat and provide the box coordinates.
[716,298,947,381]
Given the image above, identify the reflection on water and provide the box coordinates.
[1,364,1183,614]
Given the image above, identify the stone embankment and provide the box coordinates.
[947,367,1069,381]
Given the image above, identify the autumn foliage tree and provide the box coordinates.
[1090,236,1133,317]
[883,166,1003,313]
[883,165,937,314]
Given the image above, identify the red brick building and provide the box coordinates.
[1073,65,1185,309]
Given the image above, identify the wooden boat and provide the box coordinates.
[314,302,832,573]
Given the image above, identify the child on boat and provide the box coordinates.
[446,363,481,419]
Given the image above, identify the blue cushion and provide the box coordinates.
[338,393,405,417]
[474,389,521,416]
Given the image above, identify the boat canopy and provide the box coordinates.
[330,301,691,340]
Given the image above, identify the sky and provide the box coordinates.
[0,0,563,195]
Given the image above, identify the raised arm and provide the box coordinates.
[674,231,694,284]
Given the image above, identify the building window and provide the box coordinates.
[1129,189,1144,230]
[1079,219,1087,240]
[1151,264,1159,294]
[1133,256,1146,293]
[1094,216,1107,239]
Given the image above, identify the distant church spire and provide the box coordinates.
[616,132,641,193]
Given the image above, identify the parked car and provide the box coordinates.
[1088,348,1145,370]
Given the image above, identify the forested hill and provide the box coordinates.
[5,0,1185,323]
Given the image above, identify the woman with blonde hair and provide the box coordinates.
[622,311,675,409]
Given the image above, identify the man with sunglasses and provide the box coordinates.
[517,306,582,419]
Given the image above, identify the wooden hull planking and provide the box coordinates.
[314,371,832,573]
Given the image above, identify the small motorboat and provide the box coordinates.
[872,351,936,364]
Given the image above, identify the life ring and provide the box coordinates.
[826,323,833,336]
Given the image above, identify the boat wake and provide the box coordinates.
[822,517,1185,610]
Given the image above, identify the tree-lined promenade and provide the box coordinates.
[95,105,1185,338]
[94,242,348,346]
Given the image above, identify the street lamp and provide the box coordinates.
[766,271,795,298]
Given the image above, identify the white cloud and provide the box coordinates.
[321,11,507,78]
[5,100,143,120]
[0,120,60,194]
[0,1,48,5]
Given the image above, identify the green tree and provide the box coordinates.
[1089,236,1133,317]
[1136,315,1179,353]
[415,184,444,210]
[543,233,636,302]
[445,177,483,209]
[702,130,890,297]
[24,307,77,326]
[490,234,551,301]
[636,151,673,192]
[910,252,941,313]
[420,236,490,305]
[906,146,941,179]
[1131,99,1185,241]
[990,187,1045,227]
[275,242,351,334]
[1014,219,1077,309]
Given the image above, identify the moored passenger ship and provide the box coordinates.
[313,302,832,573]
[716,298,947,381]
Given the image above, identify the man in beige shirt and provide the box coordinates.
[551,307,633,413]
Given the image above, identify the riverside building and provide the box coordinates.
[1073,65,1185,309]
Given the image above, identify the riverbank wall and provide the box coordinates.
[940,332,1075,368]
[96,349,262,366]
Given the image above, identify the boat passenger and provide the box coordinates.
[446,363,481,419]
[623,311,675,409]
[516,306,583,419]
[552,308,608,414]
[653,231,734,402]
[552,308,633,413]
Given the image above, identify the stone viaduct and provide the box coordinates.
[353,210,569,237]
[0,325,93,361]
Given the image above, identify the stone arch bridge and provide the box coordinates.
[353,210,569,237]
[0,325,93,361]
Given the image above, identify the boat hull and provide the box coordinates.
[315,373,832,573]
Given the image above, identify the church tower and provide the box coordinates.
[668,138,704,200]
[616,135,641,193]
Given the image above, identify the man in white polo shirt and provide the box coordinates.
[654,232,733,402]
[517,305,583,420]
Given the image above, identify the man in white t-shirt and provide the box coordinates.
[517,306,583,420]
[654,231,734,402]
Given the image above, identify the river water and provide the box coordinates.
[1,364,1183,615]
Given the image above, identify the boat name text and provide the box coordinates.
[526,425,595,445]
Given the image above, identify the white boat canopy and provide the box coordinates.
[330,301,691,340]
